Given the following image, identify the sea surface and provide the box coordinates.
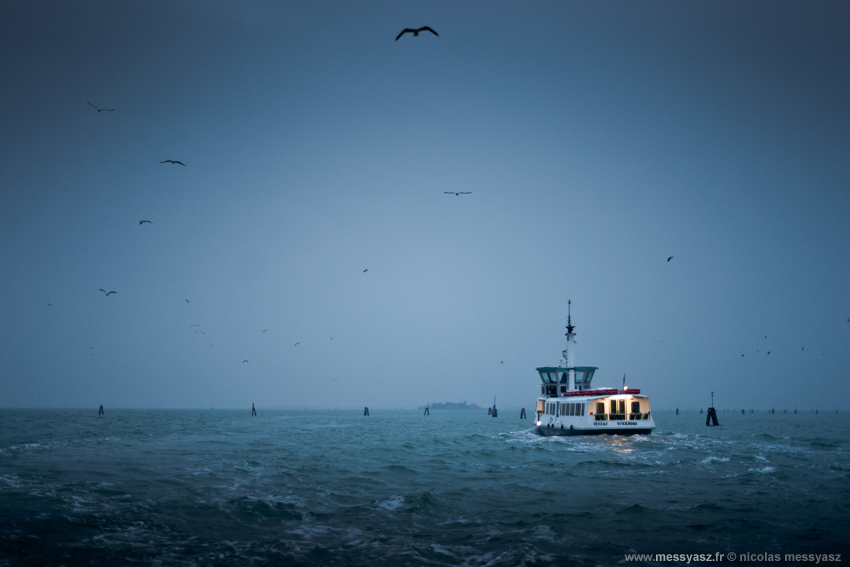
[1,409,848,566]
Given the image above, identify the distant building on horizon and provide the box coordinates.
[418,401,483,411]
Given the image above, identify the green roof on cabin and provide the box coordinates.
[536,366,598,372]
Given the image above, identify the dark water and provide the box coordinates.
[1,409,848,566]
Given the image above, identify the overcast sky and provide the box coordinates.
[1,1,848,411]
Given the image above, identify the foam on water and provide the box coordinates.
[0,409,848,566]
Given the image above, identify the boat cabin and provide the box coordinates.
[536,366,598,397]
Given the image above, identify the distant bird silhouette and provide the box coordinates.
[195,331,205,334]
[47,303,52,306]
[185,299,190,303]
[767,351,770,355]
[294,342,300,346]
[802,347,804,351]
[99,289,116,296]
[741,354,744,357]
[243,360,249,363]
[500,361,503,364]
[262,329,268,333]
[396,26,439,41]
[363,269,368,272]
[667,256,674,262]
[160,160,185,166]
[443,192,471,196]
[87,101,114,112]
[139,220,152,225]
[190,324,199,327]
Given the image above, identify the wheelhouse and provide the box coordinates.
[536,366,598,397]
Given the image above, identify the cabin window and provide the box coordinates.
[559,372,568,384]
[569,403,575,416]
[631,401,640,413]
[596,402,605,414]
[579,403,585,416]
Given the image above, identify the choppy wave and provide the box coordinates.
[0,409,848,566]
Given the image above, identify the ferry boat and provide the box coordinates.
[534,302,655,436]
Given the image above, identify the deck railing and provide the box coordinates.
[593,413,652,421]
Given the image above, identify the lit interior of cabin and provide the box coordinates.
[591,396,651,420]
[537,397,651,420]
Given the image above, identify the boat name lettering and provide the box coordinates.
[616,421,638,426]
[593,422,607,426]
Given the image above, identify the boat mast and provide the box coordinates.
[562,300,577,392]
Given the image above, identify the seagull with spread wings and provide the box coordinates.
[667,256,674,262]
[99,289,116,296]
[396,26,439,41]
[443,192,471,196]
[160,160,186,166]
[139,220,152,225]
[87,101,114,112]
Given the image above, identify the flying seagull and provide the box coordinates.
[262,329,268,333]
[99,289,116,296]
[139,220,152,225]
[160,160,186,166]
[396,26,439,41]
[243,360,249,363]
[185,299,190,303]
[667,256,674,262]
[47,303,52,306]
[767,351,770,355]
[294,342,300,346]
[363,269,368,272]
[443,192,471,196]
[87,101,114,112]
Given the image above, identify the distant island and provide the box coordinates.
[418,401,483,410]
